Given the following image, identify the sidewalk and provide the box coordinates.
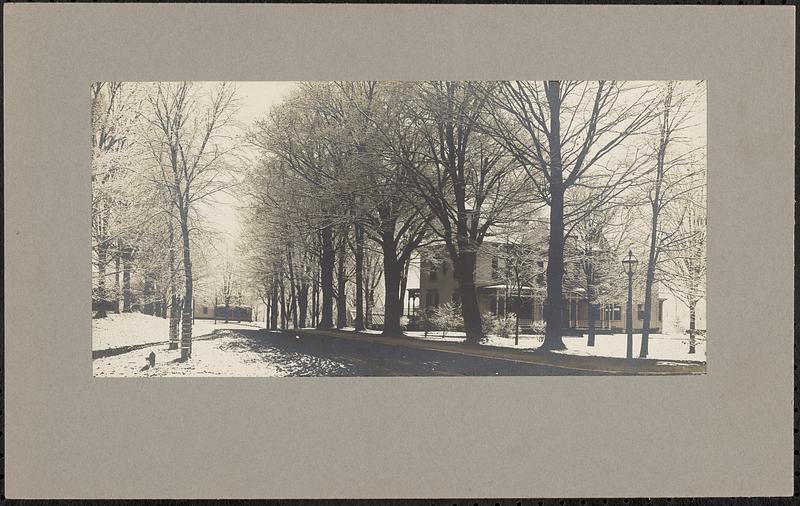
[296,329,706,375]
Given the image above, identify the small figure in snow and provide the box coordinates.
[140,351,156,371]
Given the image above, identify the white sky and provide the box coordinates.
[201,82,300,285]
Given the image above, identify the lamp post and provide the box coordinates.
[621,250,639,359]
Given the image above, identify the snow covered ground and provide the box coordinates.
[92,312,262,351]
[405,330,706,362]
[338,326,383,335]
[92,313,704,377]
[93,331,283,377]
[93,328,352,377]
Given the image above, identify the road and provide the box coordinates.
[226,328,615,376]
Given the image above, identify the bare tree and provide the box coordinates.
[485,80,660,350]
[659,189,706,354]
[220,257,238,323]
[637,81,705,358]
[389,81,530,344]
[565,206,630,347]
[142,82,240,361]
[493,223,548,344]
[91,82,146,316]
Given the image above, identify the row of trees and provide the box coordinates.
[93,80,706,360]
[240,80,707,354]
[91,82,241,360]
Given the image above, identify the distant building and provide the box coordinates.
[414,242,663,334]
[193,297,253,322]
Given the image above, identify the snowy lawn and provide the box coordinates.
[550,334,706,363]
[404,330,705,362]
[93,331,285,377]
[92,312,262,351]
[93,329,352,377]
[338,326,384,335]
[405,330,470,343]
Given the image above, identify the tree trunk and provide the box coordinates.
[454,251,482,344]
[267,299,272,329]
[363,254,372,329]
[641,97,670,358]
[179,215,193,362]
[168,223,179,349]
[353,224,365,331]
[541,82,567,351]
[399,256,410,317]
[143,274,154,315]
[279,281,287,330]
[381,244,404,336]
[270,280,279,330]
[688,301,697,354]
[514,280,522,345]
[587,300,598,347]
[286,248,299,329]
[96,240,107,309]
[122,246,133,313]
[586,250,597,347]
[336,231,348,329]
[542,185,566,351]
[311,269,319,328]
[318,228,335,329]
[114,253,120,313]
[640,200,660,358]
[95,213,111,314]
[298,282,309,328]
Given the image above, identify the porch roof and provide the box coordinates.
[477,284,586,296]
[478,284,538,291]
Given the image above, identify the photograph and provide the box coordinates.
[91,80,707,377]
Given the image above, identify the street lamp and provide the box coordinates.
[621,250,639,359]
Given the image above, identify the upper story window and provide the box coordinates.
[429,266,438,281]
[637,303,645,321]
[491,256,500,279]
[425,289,439,308]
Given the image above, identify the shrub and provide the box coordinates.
[480,312,496,336]
[492,313,517,338]
[528,320,546,336]
[430,302,463,338]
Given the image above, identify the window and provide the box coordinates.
[425,289,439,308]
[429,266,438,281]
[612,305,622,321]
[637,303,645,321]
[491,256,500,279]
[202,306,208,315]
[490,295,497,315]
